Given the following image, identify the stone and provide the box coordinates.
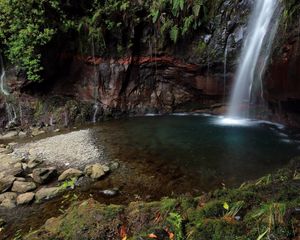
[58,168,83,181]
[0,175,15,193]
[35,187,60,201]
[109,161,120,171]
[31,128,46,137]
[28,158,43,169]
[0,147,13,154]
[84,164,109,179]
[32,167,57,184]
[6,163,24,177]
[0,218,6,227]
[12,181,37,193]
[17,192,35,205]
[1,198,16,209]
[45,217,61,234]
[18,131,27,138]
[0,131,18,140]
[0,192,17,209]
[0,192,17,202]
[16,177,26,182]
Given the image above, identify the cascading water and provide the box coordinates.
[0,53,18,127]
[0,54,9,96]
[227,0,281,120]
[91,37,99,123]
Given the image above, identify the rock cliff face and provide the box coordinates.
[1,0,300,129]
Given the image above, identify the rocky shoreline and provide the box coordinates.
[0,130,121,236]
[19,158,300,240]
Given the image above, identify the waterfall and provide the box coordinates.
[91,37,99,123]
[0,54,9,96]
[223,42,229,103]
[227,0,280,119]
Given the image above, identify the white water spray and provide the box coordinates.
[227,0,280,119]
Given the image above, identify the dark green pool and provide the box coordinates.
[91,114,300,193]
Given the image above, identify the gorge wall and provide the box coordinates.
[0,0,300,130]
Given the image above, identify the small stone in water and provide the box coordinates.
[100,188,119,196]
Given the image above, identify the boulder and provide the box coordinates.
[35,187,60,202]
[0,192,17,209]
[1,198,16,209]
[0,192,17,202]
[0,175,15,193]
[28,158,43,169]
[84,164,110,179]
[58,168,83,181]
[17,192,35,205]
[12,181,37,193]
[6,163,24,177]
[32,167,57,184]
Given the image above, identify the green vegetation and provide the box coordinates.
[0,0,219,82]
[24,158,300,240]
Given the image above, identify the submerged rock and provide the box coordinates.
[84,164,110,179]
[58,168,83,181]
[32,167,57,184]
[17,192,35,205]
[12,181,37,193]
[35,187,60,201]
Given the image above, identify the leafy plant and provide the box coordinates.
[59,178,77,191]
[167,212,184,240]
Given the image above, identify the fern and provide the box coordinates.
[182,16,194,36]
[193,0,203,17]
[167,212,184,240]
[150,9,160,23]
[160,18,173,35]
[170,25,179,43]
[171,0,184,16]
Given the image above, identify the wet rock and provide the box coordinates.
[1,198,16,209]
[58,168,83,181]
[17,192,35,205]
[0,131,18,140]
[16,177,26,182]
[6,162,24,177]
[84,164,110,179]
[28,158,43,169]
[0,175,15,193]
[12,181,37,193]
[109,161,120,171]
[0,147,13,154]
[31,128,46,137]
[45,217,61,234]
[0,192,17,209]
[0,218,6,227]
[18,131,27,138]
[35,187,60,201]
[32,167,57,184]
[99,188,119,197]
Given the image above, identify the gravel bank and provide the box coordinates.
[13,130,106,169]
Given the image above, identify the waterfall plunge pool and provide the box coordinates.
[89,114,300,194]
